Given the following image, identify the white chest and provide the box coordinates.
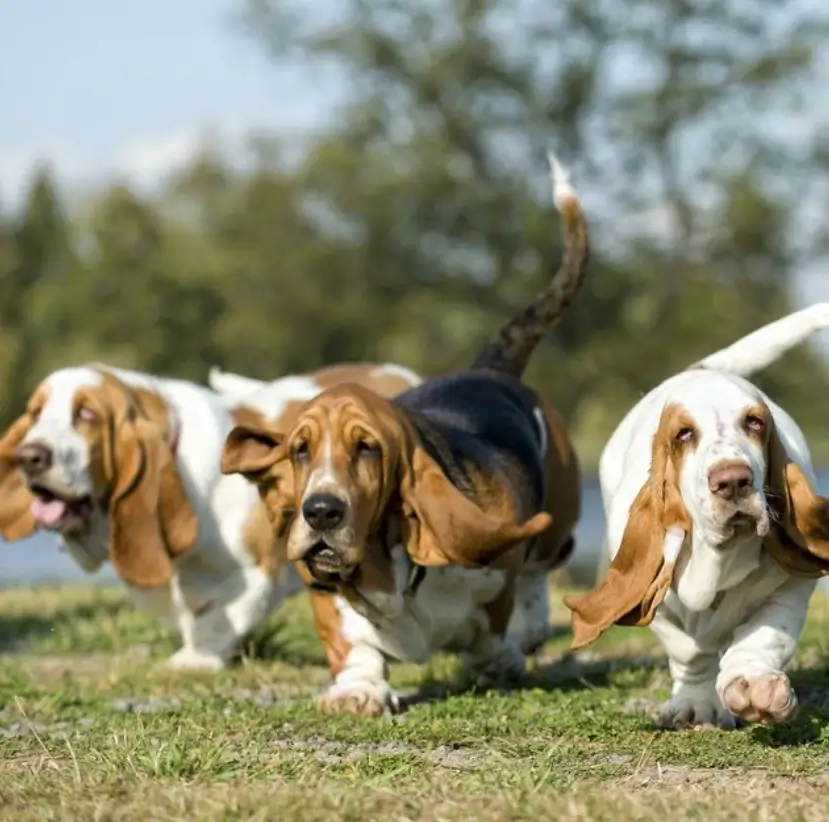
[338,564,509,663]
[665,554,792,648]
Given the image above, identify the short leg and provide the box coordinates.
[506,568,551,655]
[650,612,735,730]
[461,631,526,687]
[313,597,399,716]
[165,566,282,671]
[716,580,812,726]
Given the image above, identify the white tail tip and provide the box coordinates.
[547,150,577,210]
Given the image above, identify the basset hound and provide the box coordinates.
[0,361,421,670]
[567,304,829,729]
[220,154,590,715]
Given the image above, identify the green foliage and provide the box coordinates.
[2,0,829,470]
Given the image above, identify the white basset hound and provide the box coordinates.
[567,302,829,729]
[0,362,421,670]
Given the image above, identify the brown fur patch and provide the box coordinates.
[241,499,290,580]
[309,587,352,678]
[230,404,269,432]
[523,399,581,571]
[565,403,694,650]
[311,363,419,397]
[0,386,51,541]
[762,404,829,576]
[79,371,199,587]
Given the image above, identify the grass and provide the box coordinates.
[0,584,828,821]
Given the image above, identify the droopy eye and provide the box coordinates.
[745,414,765,433]
[355,439,380,458]
[293,441,310,462]
[674,427,695,444]
[77,406,97,423]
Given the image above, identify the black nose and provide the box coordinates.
[302,493,346,531]
[14,442,53,475]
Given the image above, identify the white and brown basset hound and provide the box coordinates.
[567,303,829,729]
[0,361,421,670]
[220,154,589,716]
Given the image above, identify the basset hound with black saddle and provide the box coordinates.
[0,361,420,670]
[221,154,589,715]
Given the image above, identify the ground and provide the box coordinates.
[1,582,828,821]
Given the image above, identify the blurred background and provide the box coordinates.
[2,0,829,585]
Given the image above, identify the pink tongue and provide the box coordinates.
[30,498,69,528]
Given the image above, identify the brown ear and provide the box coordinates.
[221,424,286,481]
[564,418,691,650]
[222,423,296,544]
[128,386,174,438]
[109,416,198,587]
[0,414,37,541]
[399,446,552,569]
[763,421,829,577]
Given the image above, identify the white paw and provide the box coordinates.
[657,682,736,731]
[318,678,400,717]
[718,670,798,726]
[163,648,227,672]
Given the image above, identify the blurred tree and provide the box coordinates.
[2,0,829,473]
[71,184,226,381]
[239,0,829,464]
[0,168,74,423]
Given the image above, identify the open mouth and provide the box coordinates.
[29,485,95,532]
[304,541,355,583]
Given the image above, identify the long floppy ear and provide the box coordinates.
[763,419,829,577]
[221,423,297,541]
[220,423,287,482]
[564,421,691,650]
[399,445,552,569]
[0,414,37,541]
[109,416,198,587]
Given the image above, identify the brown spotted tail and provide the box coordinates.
[471,153,590,377]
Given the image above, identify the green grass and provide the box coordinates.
[1,584,828,821]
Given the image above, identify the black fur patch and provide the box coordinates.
[394,371,547,511]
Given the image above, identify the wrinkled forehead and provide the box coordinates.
[666,372,763,434]
[291,387,389,438]
[32,367,104,423]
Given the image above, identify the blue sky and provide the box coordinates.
[1,0,828,332]
[0,0,338,204]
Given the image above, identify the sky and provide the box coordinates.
[0,0,339,204]
[1,0,828,345]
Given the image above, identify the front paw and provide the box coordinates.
[657,683,736,731]
[317,680,400,717]
[163,648,226,672]
[720,672,797,726]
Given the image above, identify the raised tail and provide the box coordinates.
[470,153,590,377]
[691,302,829,377]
